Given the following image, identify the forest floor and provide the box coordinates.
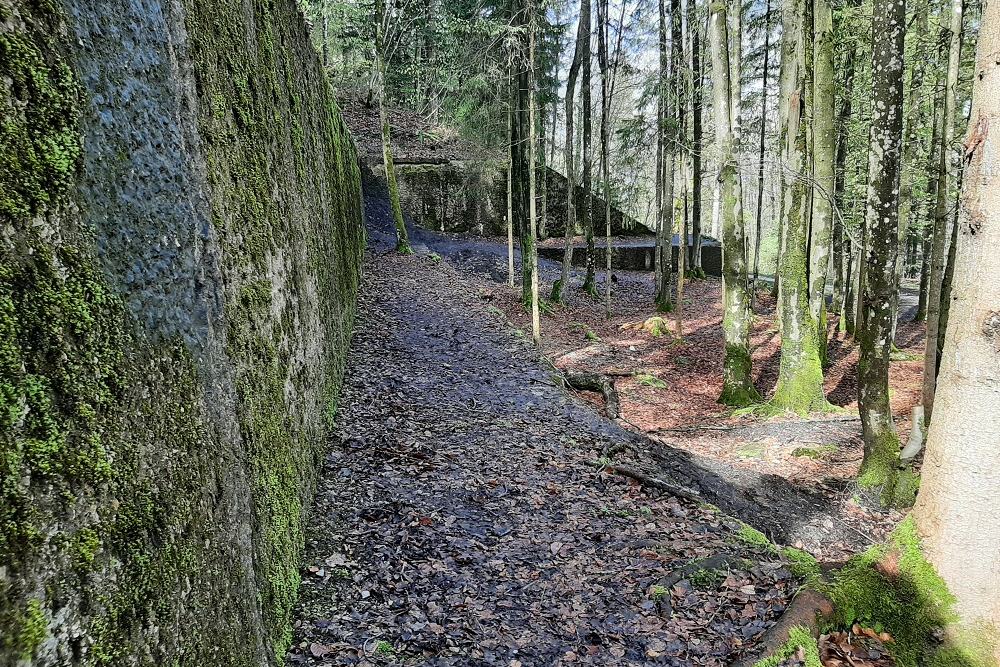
[285,183,914,666]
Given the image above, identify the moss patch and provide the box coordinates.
[791,444,838,459]
[823,517,991,666]
[752,626,822,667]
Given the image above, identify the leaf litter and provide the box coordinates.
[285,248,812,666]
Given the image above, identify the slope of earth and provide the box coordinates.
[337,92,498,163]
[284,190,835,666]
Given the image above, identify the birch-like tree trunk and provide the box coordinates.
[552,1,586,303]
[751,0,772,309]
[690,2,705,277]
[581,0,597,296]
[712,0,759,405]
[528,0,540,343]
[771,0,826,414]
[914,0,1000,640]
[376,0,412,254]
[923,0,964,422]
[857,0,905,503]
[808,0,835,364]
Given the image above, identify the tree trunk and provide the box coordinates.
[771,0,826,414]
[857,0,905,504]
[527,0,540,343]
[538,106,547,241]
[831,40,858,319]
[889,0,930,346]
[712,0,759,405]
[511,6,533,307]
[552,0,586,303]
[376,0,412,254]
[597,0,612,317]
[581,0,597,297]
[916,66,945,322]
[937,170,962,366]
[751,0,772,309]
[507,75,516,288]
[657,0,680,312]
[808,0,835,365]
[923,0,964,423]
[691,2,705,277]
[914,0,1000,639]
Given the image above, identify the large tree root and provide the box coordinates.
[732,586,835,667]
[592,461,702,504]
[562,371,620,419]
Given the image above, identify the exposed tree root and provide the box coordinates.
[562,370,620,419]
[732,587,835,667]
[593,461,702,503]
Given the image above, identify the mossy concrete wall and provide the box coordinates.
[384,161,651,239]
[0,0,365,664]
[386,161,506,235]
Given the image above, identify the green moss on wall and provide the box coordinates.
[0,0,365,663]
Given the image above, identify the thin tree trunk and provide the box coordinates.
[751,0,772,309]
[832,40,858,319]
[511,5,534,306]
[890,0,930,346]
[597,0,612,317]
[808,0,835,364]
[923,0,964,423]
[581,0,597,296]
[528,0,540,343]
[857,0,905,503]
[914,0,1000,635]
[712,0,759,405]
[691,2,705,277]
[376,0,412,254]
[538,107,548,241]
[772,0,826,414]
[507,75,516,288]
[916,68,944,322]
[657,0,680,312]
[937,166,962,365]
[654,82,664,291]
[552,0,586,303]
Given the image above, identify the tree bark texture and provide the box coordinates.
[712,0,758,406]
[857,0,905,502]
[914,0,1000,640]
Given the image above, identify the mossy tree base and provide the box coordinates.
[745,518,997,667]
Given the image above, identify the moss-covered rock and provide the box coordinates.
[0,0,365,663]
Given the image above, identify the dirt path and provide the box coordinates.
[283,188,888,666]
[286,249,796,667]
